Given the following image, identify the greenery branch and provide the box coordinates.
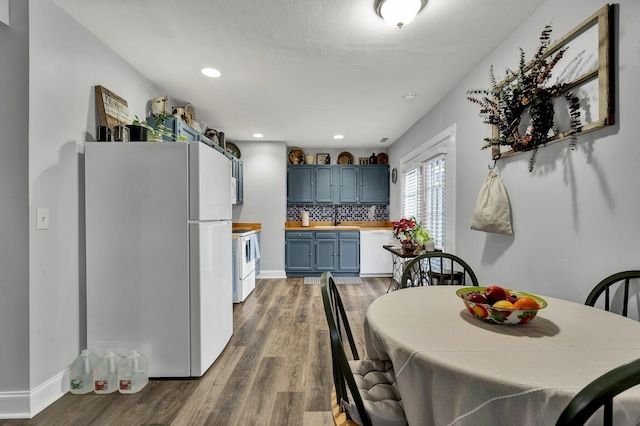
[467,25,582,172]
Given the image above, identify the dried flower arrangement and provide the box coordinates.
[467,25,582,172]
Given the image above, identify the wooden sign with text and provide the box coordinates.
[95,85,130,128]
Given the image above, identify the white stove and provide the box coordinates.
[233,229,258,302]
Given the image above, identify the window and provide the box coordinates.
[400,125,456,252]
[425,154,446,249]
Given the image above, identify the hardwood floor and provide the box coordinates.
[1,277,389,426]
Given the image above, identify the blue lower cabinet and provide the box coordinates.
[285,230,359,277]
[315,232,338,271]
[285,231,315,273]
[338,231,360,273]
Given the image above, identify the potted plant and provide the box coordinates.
[147,113,187,142]
[393,217,431,253]
[127,116,149,142]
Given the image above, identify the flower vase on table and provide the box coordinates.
[401,239,419,253]
[393,216,430,254]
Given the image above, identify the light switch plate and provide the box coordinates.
[36,208,49,230]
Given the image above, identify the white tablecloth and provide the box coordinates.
[364,286,640,426]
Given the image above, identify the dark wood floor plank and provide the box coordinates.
[270,391,305,426]
[236,356,286,425]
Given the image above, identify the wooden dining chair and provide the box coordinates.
[320,272,407,426]
[584,270,640,318]
[399,252,479,289]
[324,271,360,360]
[556,357,640,425]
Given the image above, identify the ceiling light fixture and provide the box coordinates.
[333,135,344,140]
[374,0,426,29]
[403,92,417,101]
[201,68,221,78]
[252,133,263,138]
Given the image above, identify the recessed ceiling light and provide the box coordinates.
[403,92,417,101]
[201,68,221,78]
[253,133,263,138]
[333,135,344,140]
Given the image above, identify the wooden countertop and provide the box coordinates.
[232,223,262,231]
[284,221,393,231]
[232,223,261,240]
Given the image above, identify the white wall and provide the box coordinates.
[0,0,165,418]
[0,0,30,409]
[232,140,288,277]
[389,0,639,304]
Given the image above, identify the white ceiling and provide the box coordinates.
[53,0,544,149]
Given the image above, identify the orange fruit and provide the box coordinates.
[492,300,515,309]
[513,297,540,310]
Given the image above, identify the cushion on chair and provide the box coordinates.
[344,360,407,426]
[350,359,396,383]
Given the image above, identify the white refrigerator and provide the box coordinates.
[85,141,233,377]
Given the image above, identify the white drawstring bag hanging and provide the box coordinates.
[470,170,513,235]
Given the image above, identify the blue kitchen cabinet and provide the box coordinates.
[232,157,243,204]
[287,166,314,204]
[337,166,358,204]
[285,230,360,277]
[287,164,389,205]
[338,231,360,273]
[315,231,338,271]
[359,165,389,203]
[285,231,314,273]
[314,165,334,203]
[145,116,200,142]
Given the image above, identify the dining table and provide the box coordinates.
[364,286,640,426]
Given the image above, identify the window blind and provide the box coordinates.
[424,154,446,250]
[402,167,420,219]
[401,154,447,250]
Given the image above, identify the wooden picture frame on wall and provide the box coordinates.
[95,85,130,128]
[492,4,614,160]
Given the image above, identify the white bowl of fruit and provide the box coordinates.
[456,286,547,325]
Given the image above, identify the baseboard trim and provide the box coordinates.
[30,369,67,418]
[0,369,67,419]
[0,390,30,419]
[256,270,287,279]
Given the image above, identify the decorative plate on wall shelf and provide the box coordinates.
[337,151,354,164]
[288,147,305,164]
[377,153,389,165]
[226,142,241,158]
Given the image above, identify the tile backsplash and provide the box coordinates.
[287,204,389,222]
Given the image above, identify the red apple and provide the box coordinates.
[483,285,509,304]
[468,293,488,304]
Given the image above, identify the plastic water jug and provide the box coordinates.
[118,349,149,394]
[93,351,122,394]
[69,349,98,394]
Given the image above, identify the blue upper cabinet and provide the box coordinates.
[232,157,243,205]
[315,165,334,203]
[287,165,314,203]
[145,116,200,142]
[287,164,389,205]
[359,165,389,203]
[337,166,358,204]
